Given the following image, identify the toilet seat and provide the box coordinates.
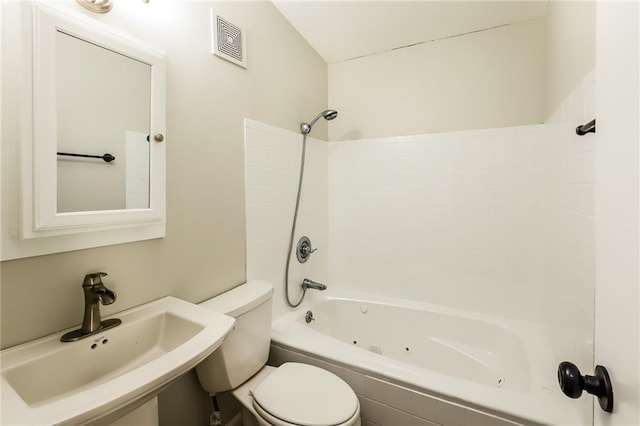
[251,363,359,426]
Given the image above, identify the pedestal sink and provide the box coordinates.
[1,296,235,425]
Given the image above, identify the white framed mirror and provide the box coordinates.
[1,3,166,260]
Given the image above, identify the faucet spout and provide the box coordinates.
[96,286,117,305]
[302,278,327,291]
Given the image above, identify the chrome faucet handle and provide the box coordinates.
[83,272,108,287]
[296,236,317,263]
[302,246,318,255]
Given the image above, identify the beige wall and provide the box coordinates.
[544,0,596,119]
[327,1,596,141]
[0,2,3,316]
[1,1,326,424]
[328,18,545,141]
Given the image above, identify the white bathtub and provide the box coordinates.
[271,290,579,426]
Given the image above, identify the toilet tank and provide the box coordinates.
[195,280,274,393]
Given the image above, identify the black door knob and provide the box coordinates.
[557,361,614,412]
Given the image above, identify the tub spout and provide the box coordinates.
[302,278,327,291]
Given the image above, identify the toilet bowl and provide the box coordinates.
[195,281,360,426]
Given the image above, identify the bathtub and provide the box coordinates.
[270,290,579,426]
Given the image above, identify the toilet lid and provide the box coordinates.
[251,363,358,426]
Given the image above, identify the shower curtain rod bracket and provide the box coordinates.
[576,119,596,136]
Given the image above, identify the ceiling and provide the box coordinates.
[272,1,548,64]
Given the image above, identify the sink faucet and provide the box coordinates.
[81,272,117,333]
[61,272,121,342]
[301,278,327,291]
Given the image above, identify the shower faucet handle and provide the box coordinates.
[296,236,317,263]
[301,246,317,256]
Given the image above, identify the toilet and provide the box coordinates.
[195,280,360,426]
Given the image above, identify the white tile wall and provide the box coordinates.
[328,126,548,322]
[244,119,328,319]
[541,71,596,425]
[125,131,150,209]
[326,71,594,343]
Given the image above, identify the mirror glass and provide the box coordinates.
[56,30,151,213]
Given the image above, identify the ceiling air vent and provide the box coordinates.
[210,10,247,68]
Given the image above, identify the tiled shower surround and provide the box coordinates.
[244,72,595,426]
[244,119,328,318]
[329,125,547,322]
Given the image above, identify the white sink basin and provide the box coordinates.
[1,296,235,425]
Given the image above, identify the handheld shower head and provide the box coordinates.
[300,109,338,134]
[322,110,338,121]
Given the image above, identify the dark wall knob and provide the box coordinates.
[558,361,614,412]
[558,361,584,398]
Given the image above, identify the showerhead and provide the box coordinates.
[322,110,338,121]
[300,109,338,135]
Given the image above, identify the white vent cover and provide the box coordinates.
[210,10,247,68]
